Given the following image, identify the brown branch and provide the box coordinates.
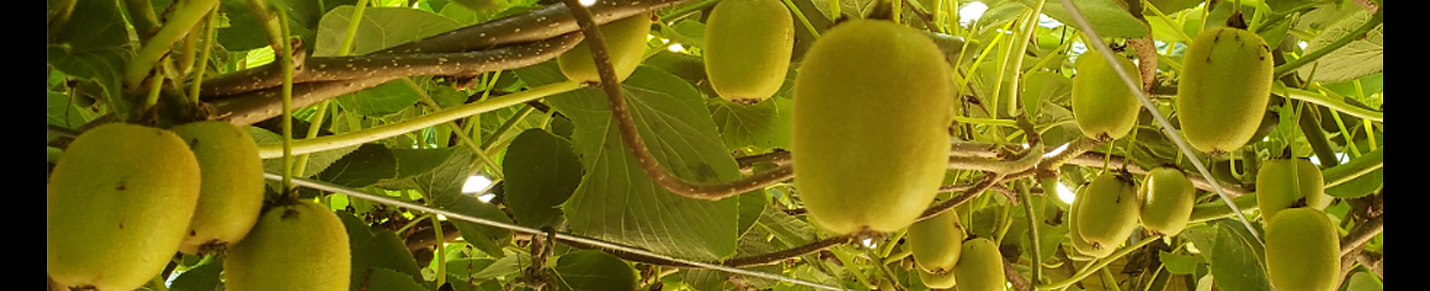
[374,0,690,56]
[919,173,1004,221]
[1341,214,1383,256]
[1065,151,1253,197]
[723,235,858,268]
[1004,256,1032,291]
[208,35,583,125]
[201,34,584,97]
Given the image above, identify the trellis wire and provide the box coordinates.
[266,172,842,290]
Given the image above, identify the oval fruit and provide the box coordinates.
[558,13,652,84]
[918,268,957,289]
[171,121,265,255]
[1257,157,1327,221]
[1139,168,1196,236]
[1265,208,1340,291]
[1067,186,1112,258]
[953,238,1005,291]
[48,123,202,291]
[1176,27,1273,154]
[908,210,965,273]
[1072,50,1142,141]
[704,0,793,103]
[225,200,351,291]
[1075,172,1140,252]
[792,19,954,235]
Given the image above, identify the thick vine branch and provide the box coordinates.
[1341,214,1383,256]
[375,0,691,56]
[563,0,792,201]
[919,173,1004,221]
[201,34,583,97]
[723,235,857,267]
[211,35,583,125]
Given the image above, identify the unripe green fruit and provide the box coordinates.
[953,238,1004,291]
[1257,158,1327,221]
[1067,187,1112,258]
[704,0,793,103]
[225,200,351,291]
[1072,51,1142,141]
[48,123,201,291]
[171,121,265,255]
[792,19,954,235]
[558,14,651,84]
[918,268,957,289]
[1265,208,1340,291]
[1139,168,1195,236]
[908,210,965,273]
[1176,27,1273,154]
[1075,173,1140,253]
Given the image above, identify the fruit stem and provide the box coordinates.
[123,0,220,89]
[1273,4,1382,78]
[782,0,822,39]
[1019,180,1044,285]
[1279,83,1384,122]
[186,9,219,104]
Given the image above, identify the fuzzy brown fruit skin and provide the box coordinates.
[1265,208,1340,291]
[703,0,793,104]
[1075,173,1141,253]
[908,210,965,273]
[1176,27,1274,154]
[792,19,954,235]
[558,14,651,84]
[1257,157,1327,222]
[47,123,202,291]
[171,121,265,255]
[1139,168,1196,236]
[953,238,1005,291]
[225,200,351,291]
[1072,51,1142,141]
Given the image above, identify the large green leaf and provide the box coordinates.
[709,97,794,150]
[1209,220,1272,291]
[504,129,583,229]
[517,63,741,261]
[218,0,328,52]
[46,0,130,118]
[406,147,514,258]
[336,80,422,117]
[340,212,425,291]
[1297,11,1384,83]
[314,6,463,56]
[1033,0,1149,38]
[551,251,639,291]
[169,260,224,291]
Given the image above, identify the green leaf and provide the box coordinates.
[709,97,794,150]
[46,0,131,118]
[362,267,431,291]
[314,6,463,56]
[169,261,224,291]
[218,0,328,52]
[1296,11,1384,83]
[336,80,422,117]
[1209,220,1271,291]
[339,212,425,290]
[405,147,513,258]
[47,91,92,138]
[551,251,639,291]
[1160,251,1202,275]
[1033,0,1149,38]
[250,127,359,178]
[1022,71,1072,118]
[504,129,583,229]
[1346,271,1384,291]
[1146,0,1202,14]
[519,63,742,261]
[1327,168,1382,198]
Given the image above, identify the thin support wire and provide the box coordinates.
[1055,0,1263,243]
[266,172,842,291]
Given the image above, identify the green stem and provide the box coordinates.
[124,0,221,88]
[952,116,1020,127]
[782,0,821,39]
[1273,5,1382,78]
[481,105,537,151]
[187,8,219,103]
[1019,180,1043,285]
[122,0,161,43]
[1037,236,1162,290]
[257,81,583,158]
[831,246,876,289]
[337,0,371,56]
[1004,0,1044,117]
[405,78,507,180]
[1140,0,1193,42]
[1277,83,1383,122]
[292,100,331,177]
